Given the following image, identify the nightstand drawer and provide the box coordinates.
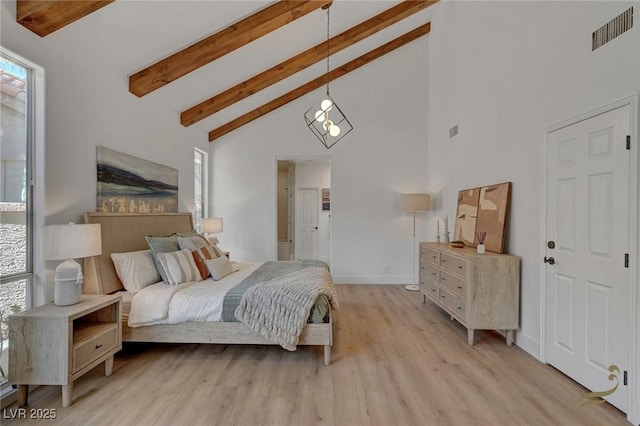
[439,270,466,299]
[73,324,118,373]
[420,261,439,281]
[440,253,467,276]
[439,289,466,320]
[420,246,440,265]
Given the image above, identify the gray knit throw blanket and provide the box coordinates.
[234,267,338,351]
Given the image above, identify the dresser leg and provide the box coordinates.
[61,383,73,407]
[506,330,514,346]
[467,328,475,345]
[422,294,426,304]
[105,355,114,376]
[17,385,28,407]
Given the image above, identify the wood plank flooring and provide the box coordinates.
[2,285,629,425]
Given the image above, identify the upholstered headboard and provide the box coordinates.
[84,212,194,295]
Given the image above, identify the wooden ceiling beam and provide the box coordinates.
[182,1,438,127]
[129,0,333,97]
[209,22,431,142]
[17,0,114,37]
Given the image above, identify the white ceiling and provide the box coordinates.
[39,0,440,139]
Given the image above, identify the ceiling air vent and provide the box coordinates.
[592,7,634,51]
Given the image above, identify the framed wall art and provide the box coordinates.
[454,187,481,247]
[97,146,178,213]
[475,182,512,253]
[454,181,512,253]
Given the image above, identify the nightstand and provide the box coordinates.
[8,294,122,407]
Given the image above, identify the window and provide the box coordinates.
[194,148,208,233]
[1,53,34,389]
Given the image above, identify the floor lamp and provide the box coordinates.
[400,194,431,291]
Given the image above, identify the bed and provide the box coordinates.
[83,212,335,365]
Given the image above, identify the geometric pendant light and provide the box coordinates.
[304,3,353,149]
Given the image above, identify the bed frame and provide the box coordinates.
[83,212,333,365]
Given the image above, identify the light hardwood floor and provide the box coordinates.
[3,285,629,425]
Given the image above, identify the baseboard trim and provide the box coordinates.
[514,331,541,361]
[333,275,412,285]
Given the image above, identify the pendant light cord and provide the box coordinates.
[326,5,330,97]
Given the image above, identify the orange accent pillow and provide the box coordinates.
[191,246,215,279]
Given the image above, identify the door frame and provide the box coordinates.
[539,94,639,423]
[274,156,331,264]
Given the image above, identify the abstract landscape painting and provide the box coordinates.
[97,146,178,213]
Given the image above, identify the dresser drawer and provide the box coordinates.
[420,261,439,281]
[73,324,118,373]
[420,246,440,265]
[440,253,468,276]
[438,289,466,320]
[439,270,466,299]
[420,276,439,298]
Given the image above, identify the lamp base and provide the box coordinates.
[404,284,420,291]
[54,259,83,306]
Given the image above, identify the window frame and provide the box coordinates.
[194,147,208,233]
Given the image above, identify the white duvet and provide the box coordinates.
[128,262,262,327]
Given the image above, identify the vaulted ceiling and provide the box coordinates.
[16,0,439,142]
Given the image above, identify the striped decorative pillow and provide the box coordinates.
[157,249,202,286]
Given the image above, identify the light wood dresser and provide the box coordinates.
[419,242,520,346]
[9,294,122,407]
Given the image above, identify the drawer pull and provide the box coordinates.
[457,306,462,310]
[440,295,445,299]
[442,259,446,263]
[432,256,436,259]
[431,272,436,276]
[440,277,446,281]
[431,289,436,292]
[458,266,462,269]
[95,344,103,349]
[457,286,462,289]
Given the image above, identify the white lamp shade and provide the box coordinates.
[40,223,102,260]
[400,194,431,212]
[202,217,223,234]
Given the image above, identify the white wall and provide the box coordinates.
[427,2,639,420]
[1,2,210,303]
[210,36,429,284]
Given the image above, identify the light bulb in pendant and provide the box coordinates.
[323,119,334,131]
[315,110,325,123]
[329,124,341,137]
[321,99,333,112]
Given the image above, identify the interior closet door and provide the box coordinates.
[544,104,631,411]
[296,188,319,260]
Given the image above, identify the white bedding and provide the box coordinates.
[128,262,262,327]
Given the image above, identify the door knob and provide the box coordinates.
[544,256,556,265]
[547,241,555,249]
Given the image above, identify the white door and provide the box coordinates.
[545,105,630,411]
[297,188,319,260]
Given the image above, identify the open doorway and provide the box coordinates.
[276,158,330,265]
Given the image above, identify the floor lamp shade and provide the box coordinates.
[400,193,431,213]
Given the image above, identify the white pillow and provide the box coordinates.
[206,255,235,281]
[157,249,202,286]
[110,249,161,293]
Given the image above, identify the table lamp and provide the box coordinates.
[40,223,102,306]
[201,217,223,246]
